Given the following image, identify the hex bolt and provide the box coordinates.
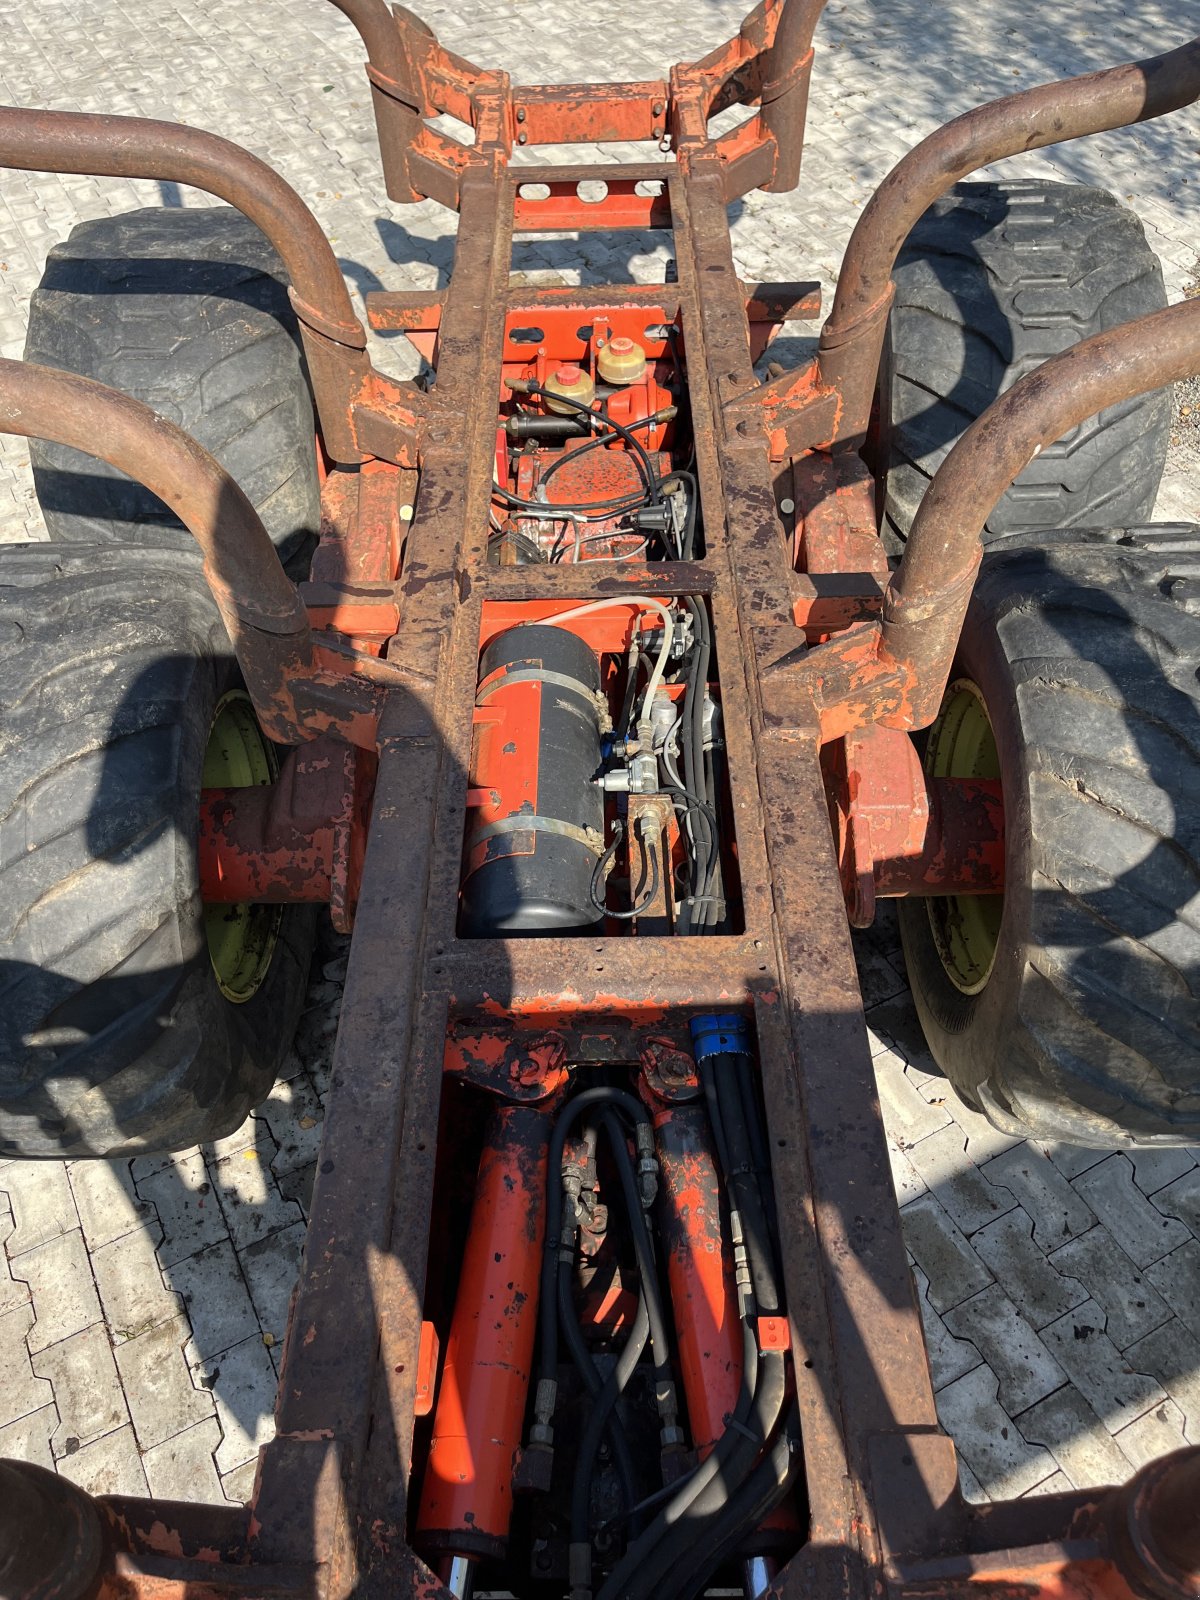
[518,132,528,145]
[653,101,665,116]
[516,107,527,123]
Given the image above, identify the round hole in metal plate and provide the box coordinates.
[518,182,551,201]
[634,179,664,198]
[576,179,609,204]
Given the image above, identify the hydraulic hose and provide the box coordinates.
[557,1267,640,1516]
[598,1110,672,1377]
[595,1345,787,1600]
[570,1290,651,1545]
[539,1088,654,1392]
[658,1406,804,1600]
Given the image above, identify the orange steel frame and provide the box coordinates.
[2,4,1200,1599]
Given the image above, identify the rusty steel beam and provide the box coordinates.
[817,33,1200,441]
[0,105,393,461]
[795,295,1200,738]
[0,358,346,747]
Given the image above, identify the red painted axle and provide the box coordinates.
[198,736,372,932]
[199,787,335,904]
[834,725,1005,926]
[873,775,1005,897]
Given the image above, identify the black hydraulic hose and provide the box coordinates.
[596,1345,787,1600]
[527,384,663,504]
[538,1088,655,1408]
[696,1054,732,1188]
[601,1033,793,1600]
[736,1056,781,1255]
[537,411,660,490]
[714,1061,780,1315]
[557,1263,641,1516]
[597,1110,672,1376]
[660,1406,804,1600]
[570,1289,651,1545]
[604,1322,758,1565]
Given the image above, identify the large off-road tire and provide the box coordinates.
[880,182,1171,548]
[24,206,319,563]
[0,542,314,1159]
[899,526,1200,1146]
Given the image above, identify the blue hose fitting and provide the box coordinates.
[689,1013,751,1061]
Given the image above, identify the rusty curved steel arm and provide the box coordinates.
[0,357,318,745]
[0,105,390,460]
[0,106,364,349]
[758,0,828,191]
[795,296,1200,737]
[817,33,1200,441]
[324,0,431,205]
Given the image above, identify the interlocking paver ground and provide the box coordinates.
[0,0,1198,1513]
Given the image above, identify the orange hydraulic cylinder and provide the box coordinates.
[417,1103,550,1559]
[652,1103,742,1457]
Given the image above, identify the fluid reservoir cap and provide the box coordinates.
[544,363,596,414]
[597,336,647,386]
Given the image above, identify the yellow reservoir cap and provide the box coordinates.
[596,336,647,386]
[544,363,596,414]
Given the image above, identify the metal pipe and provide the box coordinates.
[325,0,428,204]
[878,296,1200,730]
[1104,1446,1200,1600]
[759,0,828,192]
[0,1461,104,1600]
[0,358,318,745]
[817,34,1200,440]
[0,105,373,458]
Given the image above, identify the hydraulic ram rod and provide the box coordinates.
[816,33,1200,441]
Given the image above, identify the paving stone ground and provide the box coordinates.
[1,0,1199,1514]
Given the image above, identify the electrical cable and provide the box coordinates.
[590,821,660,920]
[522,596,674,725]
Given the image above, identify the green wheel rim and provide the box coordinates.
[202,691,281,1004]
[923,679,1004,996]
